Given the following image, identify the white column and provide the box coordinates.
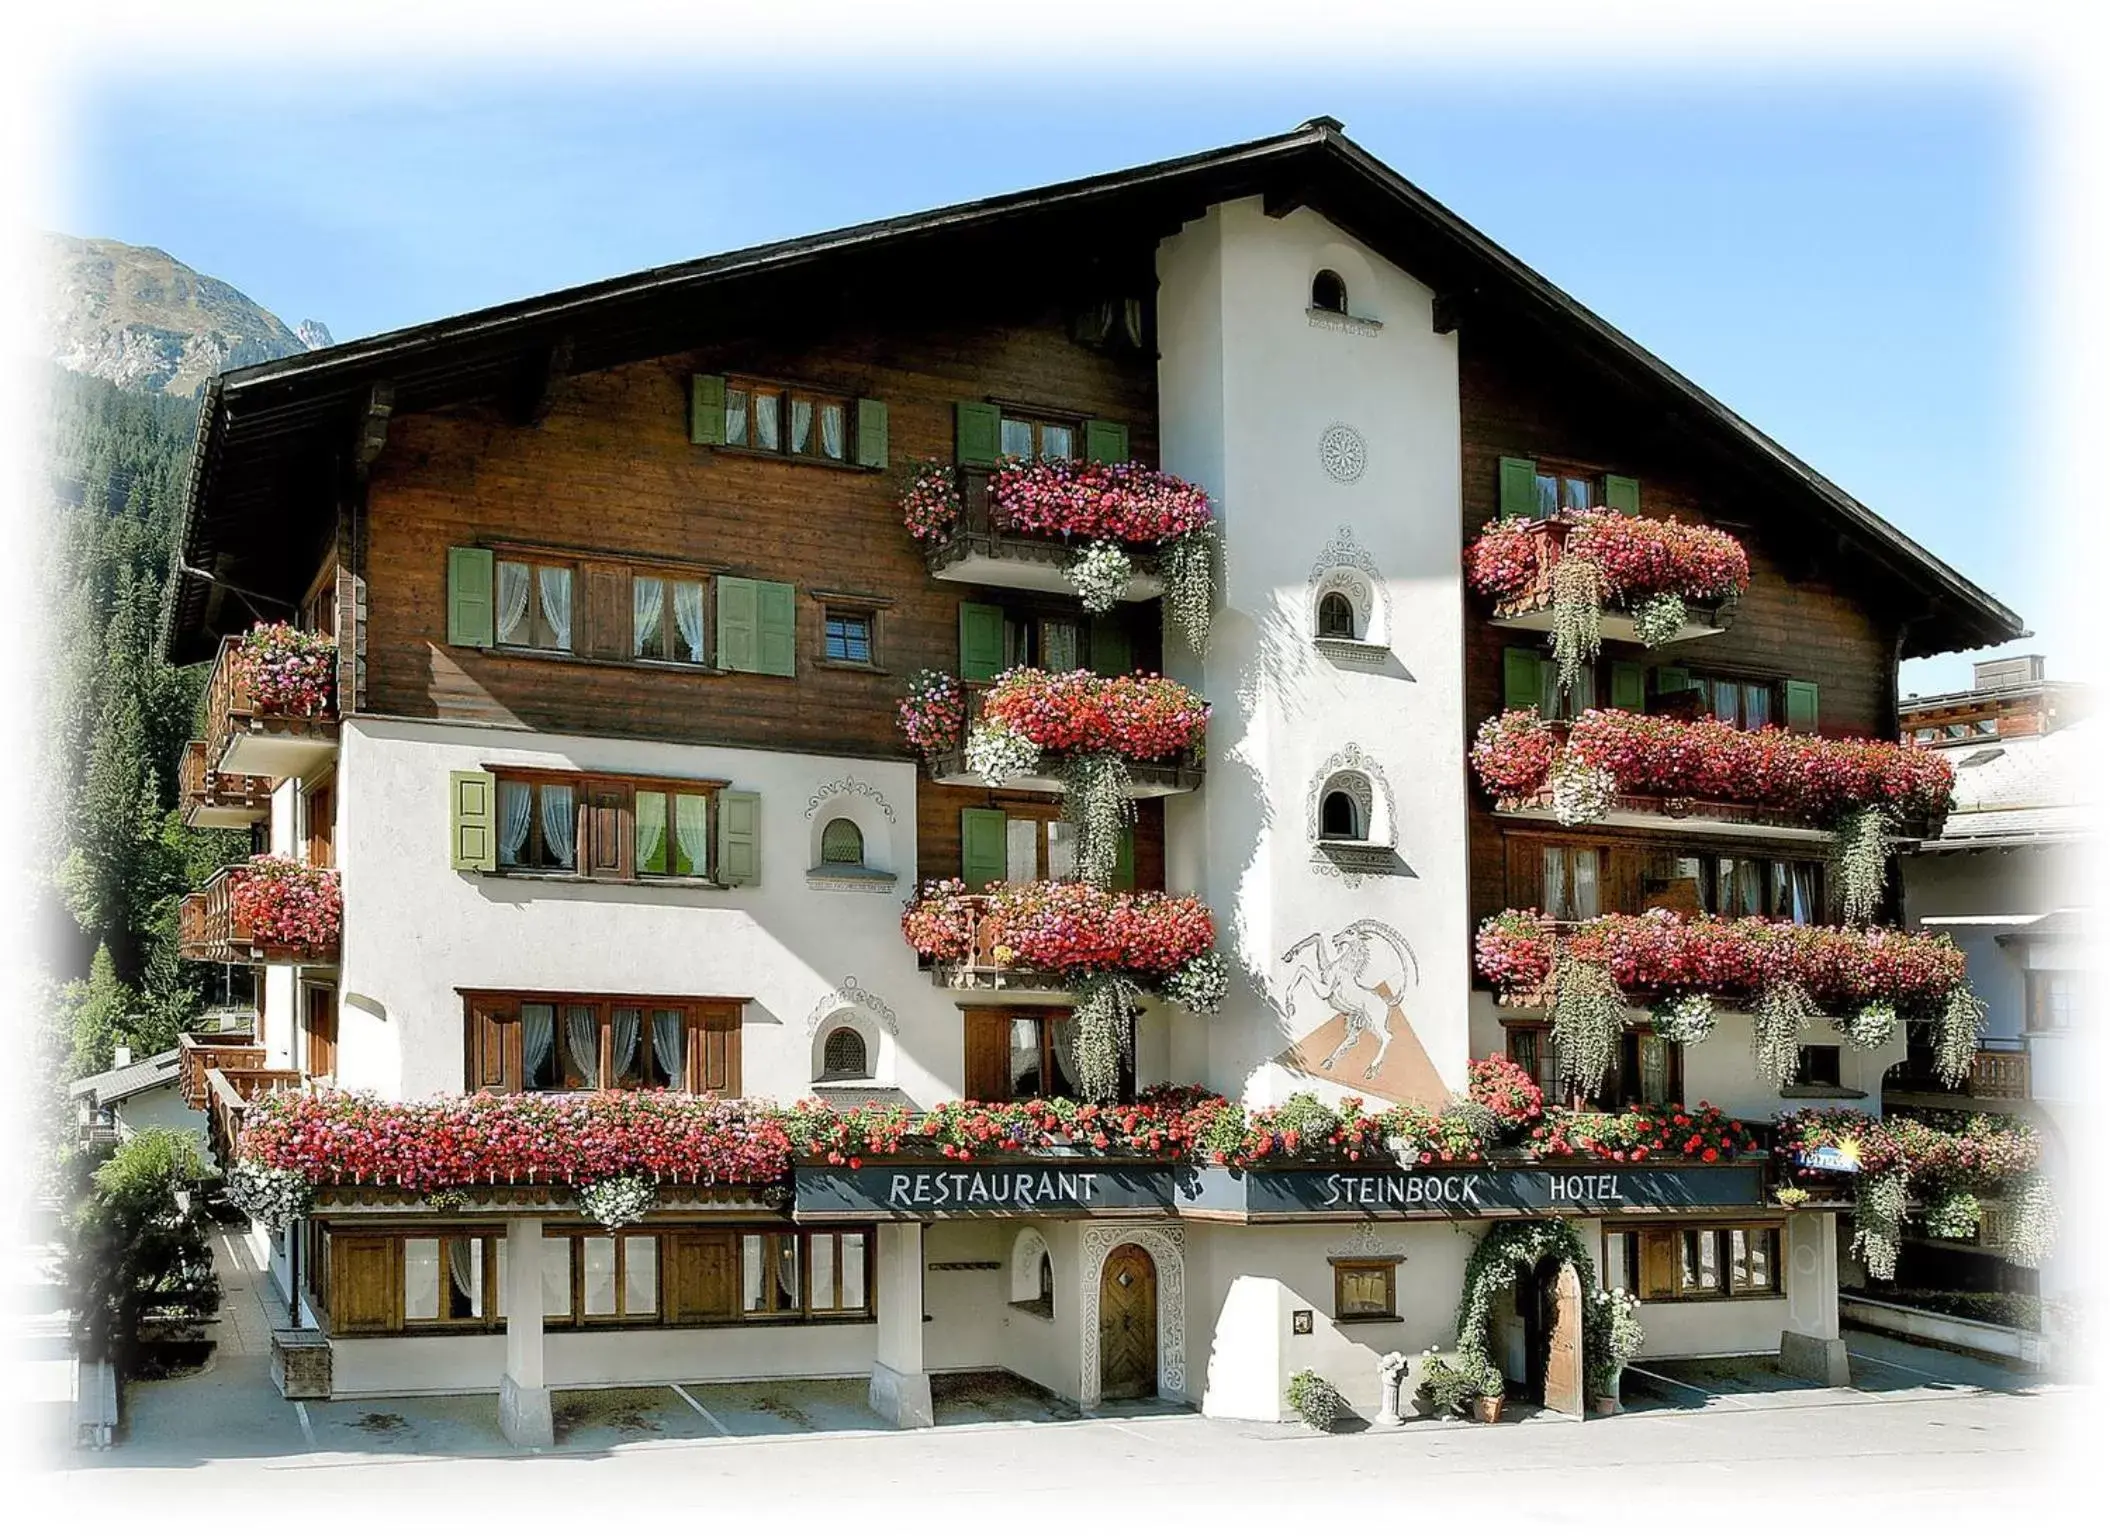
[499,1217,553,1446]
[869,1221,934,1428]
[1779,1209,1849,1386]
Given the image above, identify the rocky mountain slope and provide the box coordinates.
[40,233,329,397]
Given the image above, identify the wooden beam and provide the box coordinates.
[1432,288,1474,335]
[1263,184,1311,220]
[512,335,574,427]
[353,382,394,477]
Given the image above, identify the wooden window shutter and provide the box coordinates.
[1603,474,1642,516]
[960,808,1008,889]
[690,374,726,446]
[1113,827,1137,892]
[954,400,1001,467]
[1497,457,1538,519]
[1503,647,1545,711]
[1089,614,1133,678]
[449,770,497,871]
[1783,680,1821,733]
[585,780,631,879]
[331,1234,397,1334]
[755,581,797,677]
[1609,661,1646,714]
[717,789,761,886]
[446,547,495,647]
[716,576,759,673]
[669,1231,738,1322]
[692,1005,742,1095]
[581,564,629,660]
[963,1011,1011,1103]
[1639,1229,1677,1300]
[959,602,1007,682]
[470,1000,522,1091]
[1084,419,1130,464]
[855,398,889,469]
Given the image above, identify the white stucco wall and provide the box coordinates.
[1156,198,1470,1114]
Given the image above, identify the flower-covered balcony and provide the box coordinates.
[898,668,1207,797]
[1467,511,1748,647]
[901,879,1224,1005]
[204,622,340,781]
[179,856,343,966]
[178,738,273,829]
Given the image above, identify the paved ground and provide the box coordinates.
[29,1223,2088,1520]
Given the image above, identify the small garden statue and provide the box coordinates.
[1374,1351,1410,1426]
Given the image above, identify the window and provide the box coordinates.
[402,1235,495,1328]
[1542,658,1598,720]
[633,788,712,877]
[464,991,742,1096]
[495,559,575,652]
[632,575,708,665]
[1331,1258,1399,1322]
[998,414,1077,463]
[819,817,865,867]
[1606,1225,1781,1301]
[519,1230,662,1325]
[1643,851,1821,924]
[1311,270,1348,314]
[820,1026,868,1081]
[1540,845,1603,922]
[496,778,577,872]
[1320,791,1364,840]
[1316,591,1358,640]
[1507,1025,1679,1108]
[1536,468,1600,519]
[823,608,875,665]
[725,378,850,462]
[2027,971,2081,1034]
[964,1006,1133,1103]
[493,771,722,882]
[1792,1045,1843,1088]
[967,806,1105,885]
[741,1229,869,1319]
[1038,1252,1054,1311]
[1657,672,1775,728]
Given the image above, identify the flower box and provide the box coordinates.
[902,880,1217,992]
[908,669,1210,796]
[180,858,343,964]
[1466,514,1747,642]
[205,623,341,781]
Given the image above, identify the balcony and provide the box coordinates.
[180,859,342,966]
[201,1063,304,1169]
[922,467,1167,601]
[1884,1044,2032,1107]
[178,738,273,829]
[203,626,340,782]
[921,677,1205,798]
[902,882,1218,996]
[178,1027,263,1112]
[1471,515,1742,644]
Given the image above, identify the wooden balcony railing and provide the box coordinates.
[1884,1045,2031,1103]
[178,1028,262,1112]
[179,863,341,966]
[923,679,1205,797]
[1484,515,1736,644]
[922,468,1167,599]
[202,1065,303,1168]
[922,892,1069,992]
[178,738,273,829]
[203,632,340,782]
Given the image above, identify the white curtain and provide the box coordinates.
[820,402,845,461]
[673,581,705,663]
[538,567,573,651]
[499,780,533,865]
[790,398,813,455]
[652,1008,685,1087]
[564,1005,600,1088]
[1050,1016,1084,1099]
[776,1236,799,1307]
[725,389,748,446]
[540,783,575,867]
[446,1238,482,1317]
[1572,850,1601,920]
[1640,1035,1670,1104]
[633,577,665,656]
[636,792,667,874]
[753,392,779,450]
[674,794,709,878]
[1790,864,1818,925]
[522,1004,555,1088]
[609,1007,641,1085]
[1542,846,1569,920]
[497,562,533,645]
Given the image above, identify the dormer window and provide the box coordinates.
[1311,270,1348,314]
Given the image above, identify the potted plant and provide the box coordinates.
[1468,1356,1507,1423]
[1586,1287,1644,1415]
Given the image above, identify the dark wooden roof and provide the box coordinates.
[164,118,2024,663]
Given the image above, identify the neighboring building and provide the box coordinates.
[69,1048,204,1155]
[1896,657,2096,1310]
[163,119,2022,1441]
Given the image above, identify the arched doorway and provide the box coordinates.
[1518,1256,1584,1416]
[1098,1243,1158,1399]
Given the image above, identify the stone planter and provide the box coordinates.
[1470,1393,1504,1424]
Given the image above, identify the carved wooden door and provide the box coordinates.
[1098,1243,1158,1400]
[1545,1260,1584,1417]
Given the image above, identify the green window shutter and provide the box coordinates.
[959,601,1007,681]
[1603,474,1641,516]
[1503,647,1546,711]
[1610,660,1646,713]
[1498,457,1539,519]
[717,576,759,673]
[717,790,761,886]
[1090,614,1133,677]
[449,770,497,872]
[690,374,726,446]
[755,580,797,677]
[1084,420,1130,464]
[1784,680,1821,733]
[955,401,1001,467]
[855,398,889,469]
[1113,827,1136,892]
[1651,665,1692,709]
[446,547,494,648]
[960,808,1008,889]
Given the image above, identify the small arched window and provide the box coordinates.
[1311,269,1348,314]
[1038,1252,1054,1309]
[1317,591,1357,639]
[821,1026,868,1080]
[820,817,864,867]
[1321,790,1364,841]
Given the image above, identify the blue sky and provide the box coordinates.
[55,67,2040,693]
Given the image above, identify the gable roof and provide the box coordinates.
[70,1048,183,1109]
[164,117,2024,663]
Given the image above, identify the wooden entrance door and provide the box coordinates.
[304,984,337,1079]
[1098,1243,1158,1400]
[1544,1260,1584,1418]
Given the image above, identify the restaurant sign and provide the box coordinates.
[793,1162,1174,1218]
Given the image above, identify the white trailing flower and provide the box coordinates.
[1066,540,1133,614]
[576,1173,659,1231]
[1650,992,1716,1045]
[1061,750,1135,888]
[1830,806,1891,927]
[1838,1001,1899,1051]
[1919,1187,1982,1240]
[965,721,1043,785]
[2002,1172,2059,1269]
[1932,984,1987,1089]
[1551,954,1624,1095]
[1549,554,1605,698]
[1162,951,1229,1015]
[1630,591,1688,649]
[1850,1169,1907,1280]
[1070,972,1141,1103]
[1752,979,1817,1087]
[1549,750,1617,827]
[226,1163,313,1229]
[1164,527,1215,656]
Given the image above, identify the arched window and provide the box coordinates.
[1317,591,1357,639]
[819,817,864,867]
[1038,1252,1054,1309]
[1311,269,1348,314]
[1321,790,1364,840]
[821,1027,868,1080]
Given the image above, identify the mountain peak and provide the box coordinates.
[40,233,313,397]
[295,319,334,351]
